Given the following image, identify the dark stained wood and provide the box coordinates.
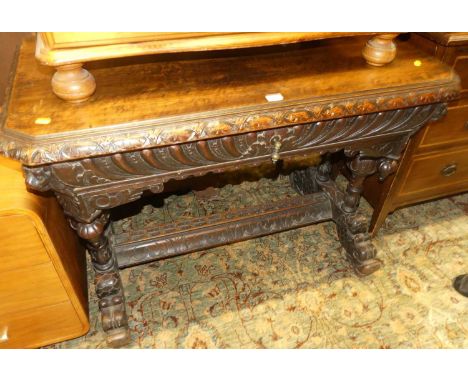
[112,192,333,268]
[0,35,459,346]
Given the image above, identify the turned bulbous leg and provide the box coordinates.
[313,156,382,276]
[52,63,96,102]
[362,33,399,66]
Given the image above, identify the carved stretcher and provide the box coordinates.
[0,35,459,346]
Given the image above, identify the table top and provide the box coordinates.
[0,36,460,166]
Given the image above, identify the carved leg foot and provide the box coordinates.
[289,166,320,195]
[72,213,130,347]
[334,209,381,276]
[362,33,399,66]
[52,63,96,102]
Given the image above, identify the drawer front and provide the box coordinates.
[398,147,468,200]
[0,301,88,348]
[0,262,69,316]
[418,105,468,150]
[0,214,51,273]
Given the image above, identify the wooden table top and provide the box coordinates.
[0,36,460,166]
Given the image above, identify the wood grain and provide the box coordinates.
[0,156,88,348]
[36,32,376,65]
[418,103,468,151]
[0,301,87,349]
[1,36,460,166]
[0,214,50,272]
[397,146,468,198]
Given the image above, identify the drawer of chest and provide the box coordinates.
[0,262,70,317]
[0,301,87,348]
[0,214,51,273]
[398,146,468,199]
[418,105,468,151]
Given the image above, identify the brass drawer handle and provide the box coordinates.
[271,136,282,163]
[441,163,457,177]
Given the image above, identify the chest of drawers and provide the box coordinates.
[363,33,468,234]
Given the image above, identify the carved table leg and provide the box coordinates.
[51,63,96,102]
[71,212,130,347]
[362,33,399,66]
[315,155,381,276]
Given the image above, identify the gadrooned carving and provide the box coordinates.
[22,103,447,222]
[0,86,457,166]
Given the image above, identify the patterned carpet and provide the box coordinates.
[50,173,468,349]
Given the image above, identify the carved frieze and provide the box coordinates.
[21,103,447,221]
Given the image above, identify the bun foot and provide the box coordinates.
[355,258,382,276]
[52,63,96,102]
[106,327,131,348]
[362,34,398,66]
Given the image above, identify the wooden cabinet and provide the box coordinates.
[363,33,468,234]
[0,156,89,348]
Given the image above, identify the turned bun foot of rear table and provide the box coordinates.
[51,63,96,102]
[362,33,398,66]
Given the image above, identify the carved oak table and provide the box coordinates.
[0,36,459,346]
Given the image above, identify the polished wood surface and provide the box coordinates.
[399,146,468,196]
[362,33,398,66]
[0,33,30,106]
[36,32,376,65]
[419,32,468,47]
[362,33,468,234]
[2,302,86,349]
[17,37,444,134]
[0,156,88,348]
[0,214,50,272]
[36,33,401,102]
[1,36,459,165]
